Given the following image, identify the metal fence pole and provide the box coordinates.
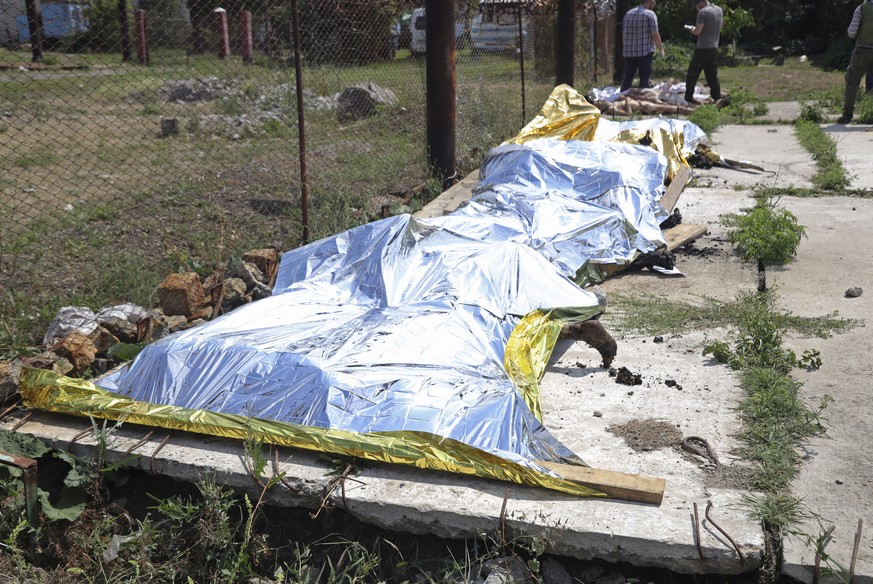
[240,10,253,64]
[517,4,527,126]
[24,0,44,63]
[556,0,575,87]
[291,0,309,245]
[135,9,149,66]
[613,0,630,84]
[0,451,39,529]
[214,8,230,59]
[117,0,131,62]
[592,2,599,84]
[425,0,457,189]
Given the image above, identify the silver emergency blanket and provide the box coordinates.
[431,138,670,281]
[98,216,603,469]
[46,118,682,488]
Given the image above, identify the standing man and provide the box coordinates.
[620,0,665,92]
[684,0,723,104]
[839,0,873,124]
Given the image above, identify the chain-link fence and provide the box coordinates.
[0,0,613,353]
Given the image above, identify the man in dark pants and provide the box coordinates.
[839,0,873,124]
[620,0,665,92]
[684,0,723,104]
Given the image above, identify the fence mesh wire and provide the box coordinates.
[0,0,613,352]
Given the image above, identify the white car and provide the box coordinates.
[410,7,467,56]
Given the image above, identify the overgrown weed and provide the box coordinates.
[794,119,852,191]
[604,292,858,340]
[0,437,569,584]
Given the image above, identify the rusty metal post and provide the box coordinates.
[135,9,149,65]
[556,0,575,87]
[290,0,309,245]
[517,5,527,125]
[214,8,230,59]
[0,451,39,528]
[592,2,599,83]
[425,0,457,189]
[240,10,253,64]
[24,0,44,62]
[613,0,630,84]
[117,0,131,62]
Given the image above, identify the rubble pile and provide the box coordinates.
[0,248,280,396]
[131,77,398,138]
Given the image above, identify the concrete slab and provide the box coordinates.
[0,407,763,575]
[755,101,841,125]
[759,101,803,123]
[703,125,817,190]
[822,123,873,190]
[696,126,873,583]
[769,196,873,584]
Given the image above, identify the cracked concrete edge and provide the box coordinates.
[1,411,762,575]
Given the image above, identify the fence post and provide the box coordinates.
[214,8,230,59]
[117,0,131,62]
[290,0,309,245]
[135,10,149,65]
[240,10,253,64]
[517,5,527,125]
[556,0,575,87]
[613,0,630,84]
[425,0,457,190]
[24,0,44,62]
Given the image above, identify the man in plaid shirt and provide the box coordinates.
[620,0,665,92]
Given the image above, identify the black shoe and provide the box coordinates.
[686,98,701,105]
[837,114,852,124]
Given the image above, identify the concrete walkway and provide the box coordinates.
[823,123,873,189]
[700,121,873,584]
[3,106,871,581]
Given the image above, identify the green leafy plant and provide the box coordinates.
[720,197,806,291]
[797,349,822,371]
[720,1,756,59]
[702,291,799,373]
[799,102,825,123]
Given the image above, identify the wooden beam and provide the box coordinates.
[660,165,692,213]
[664,223,708,252]
[414,169,480,219]
[537,460,665,505]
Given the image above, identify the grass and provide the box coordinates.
[608,287,857,548]
[753,186,873,199]
[604,293,858,340]
[0,426,572,583]
[0,44,571,358]
[686,87,769,135]
[0,41,861,581]
[794,119,852,191]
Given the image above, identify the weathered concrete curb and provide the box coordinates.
[1,410,762,574]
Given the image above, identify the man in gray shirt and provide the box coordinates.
[684,0,724,104]
[839,0,873,124]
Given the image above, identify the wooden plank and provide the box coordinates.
[664,223,708,252]
[660,165,692,213]
[537,460,666,505]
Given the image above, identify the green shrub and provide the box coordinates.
[720,199,806,267]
